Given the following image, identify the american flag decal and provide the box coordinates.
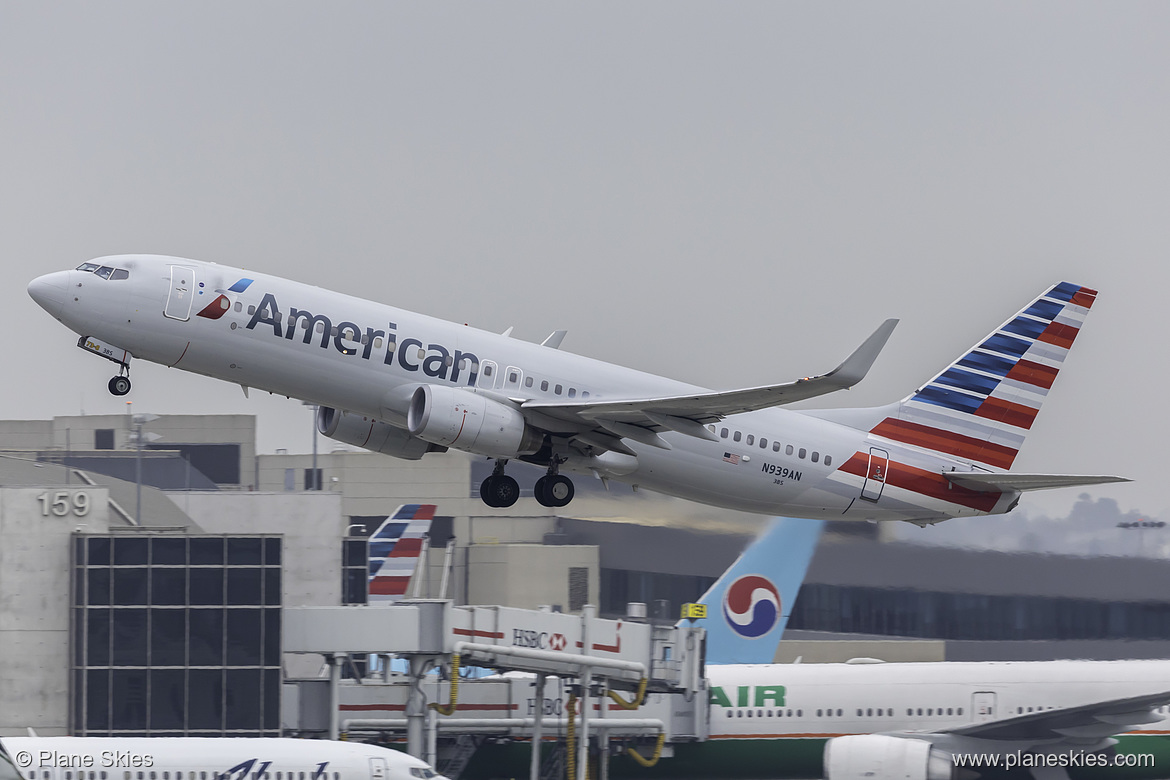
[723,452,741,465]
[367,504,435,603]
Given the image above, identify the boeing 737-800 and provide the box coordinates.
[0,737,441,780]
[27,255,1124,523]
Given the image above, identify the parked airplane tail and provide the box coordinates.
[367,504,435,603]
[864,282,1096,471]
[685,517,825,664]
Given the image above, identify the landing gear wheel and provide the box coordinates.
[480,474,520,508]
[108,375,131,396]
[536,474,575,508]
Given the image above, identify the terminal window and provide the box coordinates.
[72,534,282,736]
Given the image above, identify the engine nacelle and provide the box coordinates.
[316,406,443,461]
[407,385,541,459]
[824,735,954,780]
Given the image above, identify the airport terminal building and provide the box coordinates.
[1,412,1166,738]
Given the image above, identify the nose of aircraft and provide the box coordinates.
[27,270,70,318]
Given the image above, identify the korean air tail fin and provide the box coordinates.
[684,517,824,664]
[367,504,435,603]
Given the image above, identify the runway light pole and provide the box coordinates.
[129,413,161,526]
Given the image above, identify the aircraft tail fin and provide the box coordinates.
[865,282,1097,470]
[685,517,824,664]
[367,504,435,603]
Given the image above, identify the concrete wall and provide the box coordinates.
[466,544,599,612]
[0,486,110,736]
[171,491,345,607]
[0,414,258,488]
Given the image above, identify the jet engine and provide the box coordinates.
[316,406,444,460]
[824,735,955,780]
[407,385,541,459]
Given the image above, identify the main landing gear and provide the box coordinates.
[535,459,574,509]
[480,460,521,508]
[478,459,577,509]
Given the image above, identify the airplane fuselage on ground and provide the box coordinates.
[27,255,1114,522]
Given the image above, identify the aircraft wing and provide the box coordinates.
[943,472,1131,493]
[522,319,898,449]
[935,688,1170,746]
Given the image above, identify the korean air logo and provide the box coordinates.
[723,574,781,639]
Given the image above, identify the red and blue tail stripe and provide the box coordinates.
[367,504,435,602]
[871,282,1096,470]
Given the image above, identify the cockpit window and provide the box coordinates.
[77,263,130,280]
[409,770,436,779]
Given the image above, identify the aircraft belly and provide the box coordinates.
[624,440,852,518]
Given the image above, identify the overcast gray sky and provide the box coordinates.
[3,2,1167,521]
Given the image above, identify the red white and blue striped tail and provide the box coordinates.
[367,503,435,604]
[871,282,1096,470]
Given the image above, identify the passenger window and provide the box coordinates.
[525,377,533,388]
[733,431,741,442]
[866,708,872,716]
[234,302,242,312]
[811,451,819,463]
[708,425,716,433]
[248,305,256,315]
[508,371,518,383]
[816,709,822,717]
[582,391,590,398]
[95,266,115,279]
[726,710,733,718]
[720,428,728,438]
[373,337,383,349]
[786,445,794,456]
[798,448,807,459]
[746,434,754,446]
[773,441,780,452]
[483,365,493,377]
[110,268,130,280]
[947,708,953,715]
[824,455,832,466]
[760,438,767,448]
[568,388,576,398]
[316,321,325,333]
[555,384,562,395]
[958,707,963,715]
[541,380,549,391]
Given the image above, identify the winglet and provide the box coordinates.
[541,330,568,349]
[822,318,899,389]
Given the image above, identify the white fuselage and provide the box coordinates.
[705,660,1170,739]
[0,737,439,780]
[30,255,1018,522]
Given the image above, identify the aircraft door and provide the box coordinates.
[164,265,196,321]
[478,360,499,390]
[972,691,997,722]
[860,447,889,502]
[368,758,388,780]
[503,366,524,392]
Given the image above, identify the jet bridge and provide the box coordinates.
[284,600,707,780]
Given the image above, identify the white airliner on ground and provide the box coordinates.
[0,737,440,780]
[28,255,1125,522]
[692,660,1170,780]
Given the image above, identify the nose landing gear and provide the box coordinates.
[108,375,132,396]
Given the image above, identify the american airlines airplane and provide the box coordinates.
[27,255,1125,522]
[0,737,441,780]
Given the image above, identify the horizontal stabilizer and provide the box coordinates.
[943,472,1130,494]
